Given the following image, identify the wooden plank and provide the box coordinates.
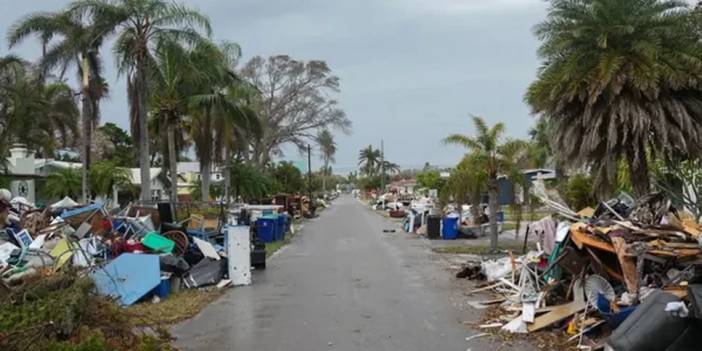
[612,237,638,294]
[469,282,501,294]
[570,225,614,253]
[527,301,586,332]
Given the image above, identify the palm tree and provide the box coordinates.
[150,39,195,207]
[526,0,702,197]
[187,40,250,201]
[446,152,488,223]
[0,57,79,159]
[317,129,336,193]
[8,9,112,202]
[444,116,523,250]
[89,160,131,199]
[44,168,82,199]
[71,0,212,201]
[380,160,400,175]
[358,145,381,176]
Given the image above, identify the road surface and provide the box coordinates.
[173,196,501,350]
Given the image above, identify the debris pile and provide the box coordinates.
[0,194,293,349]
[460,189,702,350]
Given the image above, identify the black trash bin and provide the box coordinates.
[427,215,441,239]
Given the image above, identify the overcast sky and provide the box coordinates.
[0,0,551,174]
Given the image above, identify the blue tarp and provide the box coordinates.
[91,253,160,306]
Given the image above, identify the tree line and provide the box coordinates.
[1,0,350,204]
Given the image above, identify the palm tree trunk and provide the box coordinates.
[223,146,231,204]
[322,161,327,193]
[80,56,91,203]
[628,143,650,198]
[167,121,178,211]
[136,61,151,201]
[201,159,211,202]
[488,177,499,251]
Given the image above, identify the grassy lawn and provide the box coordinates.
[127,288,224,326]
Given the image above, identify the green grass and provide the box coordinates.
[265,236,292,257]
[432,242,536,255]
[127,288,224,326]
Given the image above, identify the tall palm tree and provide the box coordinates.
[316,129,336,193]
[358,145,381,176]
[150,39,195,207]
[526,0,702,197]
[215,85,261,203]
[8,9,112,202]
[444,116,523,250]
[71,0,212,201]
[188,40,240,201]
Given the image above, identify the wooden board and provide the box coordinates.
[570,224,614,253]
[527,301,586,332]
[612,237,638,294]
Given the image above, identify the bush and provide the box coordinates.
[563,174,596,210]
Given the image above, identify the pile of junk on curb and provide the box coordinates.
[458,181,702,351]
[0,191,293,306]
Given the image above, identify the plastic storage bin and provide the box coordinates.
[256,217,276,243]
[442,217,459,240]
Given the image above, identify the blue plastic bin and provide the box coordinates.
[442,217,459,240]
[262,214,280,241]
[496,211,505,223]
[152,276,170,299]
[277,214,287,240]
[256,217,276,243]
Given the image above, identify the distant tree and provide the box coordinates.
[444,116,526,250]
[272,162,305,194]
[230,162,274,201]
[89,160,131,199]
[416,171,443,190]
[44,168,81,199]
[358,145,381,176]
[317,129,337,193]
[240,55,351,166]
[444,152,488,222]
[96,123,136,167]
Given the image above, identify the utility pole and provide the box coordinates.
[307,144,312,199]
[380,139,385,194]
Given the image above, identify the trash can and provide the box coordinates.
[277,214,287,240]
[496,211,505,222]
[262,214,280,241]
[255,217,276,243]
[442,217,459,240]
[427,215,441,239]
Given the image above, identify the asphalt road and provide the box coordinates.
[172,196,498,351]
